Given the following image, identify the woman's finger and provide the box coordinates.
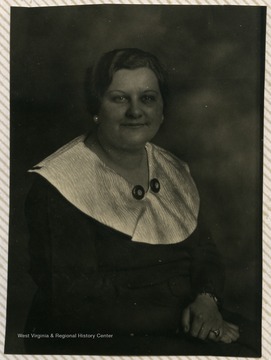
[219,334,233,344]
[198,323,212,340]
[223,330,239,342]
[223,323,240,340]
[225,321,239,331]
[208,331,221,342]
[226,325,240,337]
[208,320,240,344]
[181,307,191,333]
[226,329,240,341]
[218,323,239,343]
[189,314,204,338]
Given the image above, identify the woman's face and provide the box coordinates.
[97,67,164,151]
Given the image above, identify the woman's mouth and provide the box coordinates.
[121,123,146,128]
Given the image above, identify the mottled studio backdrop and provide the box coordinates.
[6,4,264,353]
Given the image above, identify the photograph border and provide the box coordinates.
[0,0,270,358]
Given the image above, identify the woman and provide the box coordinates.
[25,48,251,355]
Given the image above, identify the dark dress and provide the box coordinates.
[24,137,260,356]
[24,177,259,356]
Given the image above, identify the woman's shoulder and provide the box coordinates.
[29,135,87,170]
[24,175,56,223]
[27,135,94,201]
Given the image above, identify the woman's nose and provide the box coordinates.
[126,100,143,119]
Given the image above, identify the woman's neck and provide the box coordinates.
[98,133,146,169]
[85,133,149,189]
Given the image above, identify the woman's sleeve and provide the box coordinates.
[25,175,116,332]
[189,214,225,305]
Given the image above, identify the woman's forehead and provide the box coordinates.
[107,68,160,92]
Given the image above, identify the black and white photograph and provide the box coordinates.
[4,4,264,356]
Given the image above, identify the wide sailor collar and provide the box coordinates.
[29,135,200,245]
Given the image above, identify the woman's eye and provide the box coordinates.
[112,95,128,103]
[142,95,156,103]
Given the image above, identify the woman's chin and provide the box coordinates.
[118,129,158,150]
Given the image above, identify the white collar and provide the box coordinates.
[29,135,200,245]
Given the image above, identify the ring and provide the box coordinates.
[212,329,221,337]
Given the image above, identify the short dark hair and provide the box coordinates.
[85,48,168,115]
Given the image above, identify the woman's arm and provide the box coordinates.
[181,217,239,342]
[190,218,225,301]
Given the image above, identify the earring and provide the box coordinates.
[93,115,99,123]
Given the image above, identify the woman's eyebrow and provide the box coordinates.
[143,90,159,93]
[105,90,126,94]
[106,89,159,94]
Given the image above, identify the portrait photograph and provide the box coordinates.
[4,3,265,356]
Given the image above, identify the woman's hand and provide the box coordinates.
[181,293,223,340]
[181,294,239,343]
